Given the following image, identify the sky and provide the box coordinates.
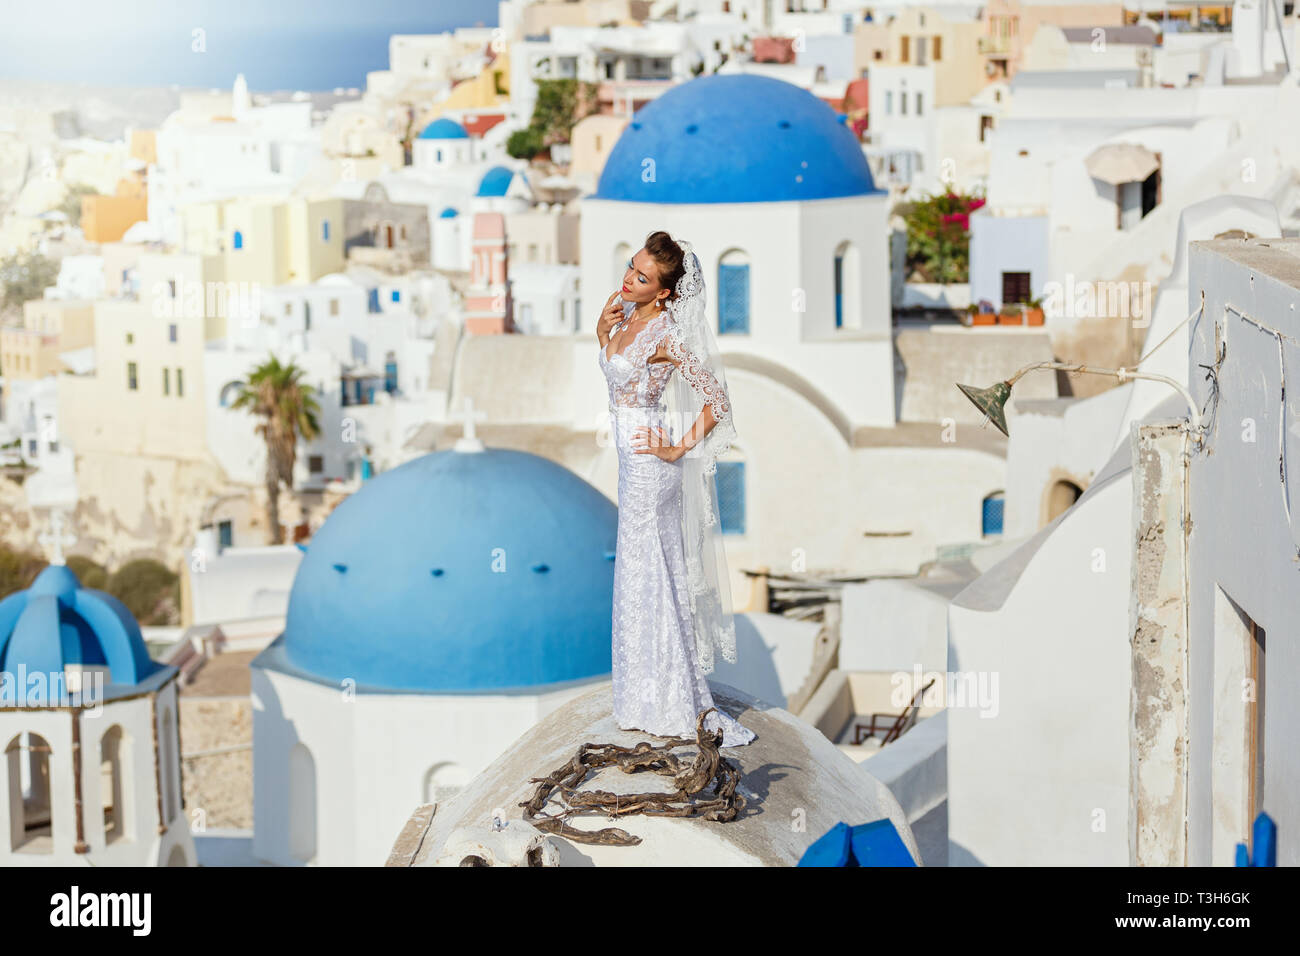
[0,0,501,90]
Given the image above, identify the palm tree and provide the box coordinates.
[230,356,322,545]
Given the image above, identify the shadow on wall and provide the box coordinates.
[248,669,317,867]
[708,615,786,709]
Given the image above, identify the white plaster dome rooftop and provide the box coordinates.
[389,682,920,866]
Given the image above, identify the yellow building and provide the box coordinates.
[0,299,95,403]
[855,7,988,107]
[58,253,225,461]
[569,113,628,182]
[178,196,345,285]
[47,252,273,574]
[82,177,148,243]
[129,128,157,166]
[415,46,511,128]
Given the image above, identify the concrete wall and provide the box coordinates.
[1185,238,1300,866]
[841,578,950,674]
[947,440,1135,865]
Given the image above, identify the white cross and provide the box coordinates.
[453,396,488,453]
[39,509,77,566]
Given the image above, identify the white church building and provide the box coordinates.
[0,554,196,867]
[249,430,621,866]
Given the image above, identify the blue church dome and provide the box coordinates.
[594,74,880,204]
[418,117,469,140]
[0,564,166,704]
[476,165,515,197]
[274,448,617,693]
[438,206,459,218]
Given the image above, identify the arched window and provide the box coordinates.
[422,762,470,806]
[7,732,53,853]
[100,725,132,844]
[1046,480,1082,522]
[834,240,862,329]
[714,458,747,535]
[289,743,317,863]
[613,241,632,290]
[218,381,243,407]
[232,230,243,251]
[718,250,751,334]
[982,491,1005,537]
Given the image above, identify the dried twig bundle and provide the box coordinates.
[519,708,746,847]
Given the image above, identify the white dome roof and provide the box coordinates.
[391,681,920,866]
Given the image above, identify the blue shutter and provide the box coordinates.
[233,230,243,250]
[322,220,330,241]
[718,263,750,334]
[218,520,233,550]
[982,493,1004,536]
[367,288,380,313]
[714,461,746,535]
[385,361,398,393]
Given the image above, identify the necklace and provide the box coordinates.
[606,315,652,361]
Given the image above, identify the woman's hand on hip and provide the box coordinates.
[631,426,683,462]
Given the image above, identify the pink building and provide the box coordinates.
[465,212,512,335]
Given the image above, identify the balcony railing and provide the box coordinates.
[978,36,1013,55]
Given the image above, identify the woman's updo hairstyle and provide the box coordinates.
[644,230,686,300]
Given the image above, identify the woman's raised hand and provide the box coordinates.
[597,290,624,344]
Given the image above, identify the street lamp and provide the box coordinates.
[956,361,1205,444]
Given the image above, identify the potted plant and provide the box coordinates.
[1025,296,1045,326]
[997,303,1024,325]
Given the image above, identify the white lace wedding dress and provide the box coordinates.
[599,302,756,748]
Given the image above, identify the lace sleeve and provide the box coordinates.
[664,328,731,424]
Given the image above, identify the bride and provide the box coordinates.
[596,230,756,748]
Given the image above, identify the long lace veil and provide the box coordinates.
[664,243,738,674]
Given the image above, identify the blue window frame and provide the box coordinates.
[834,255,844,328]
[391,289,401,303]
[714,461,746,535]
[367,288,380,313]
[982,492,1005,536]
[384,360,398,393]
[233,230,243,250]
[322,220,330,242]
[718,263,750,334]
